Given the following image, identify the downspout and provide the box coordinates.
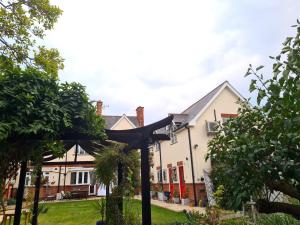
[57,166,61,193]
[158,142,163,191]
[186,125,198,206]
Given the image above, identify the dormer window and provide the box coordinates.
[155,141,160,151]
[77,145,87,155]
[170,131,177,144]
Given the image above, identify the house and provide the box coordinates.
[150,81,244,206]
[8,102,144,200]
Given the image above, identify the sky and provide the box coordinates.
[46,0,300,124]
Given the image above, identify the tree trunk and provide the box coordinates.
[105,184,109,223]
[266,181,300,201]
[256,199,300,220]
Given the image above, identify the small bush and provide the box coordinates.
[258,213,300,225]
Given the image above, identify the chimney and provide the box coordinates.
[96,100,103,115]
[136,106,144,127]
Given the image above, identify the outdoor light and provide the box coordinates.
[193,144,198,149]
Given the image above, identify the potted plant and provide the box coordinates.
[182,188,190,206]
[157,186,166,201]
[94,198,106,225]
[173,190,180,204]
[150,185,155,198]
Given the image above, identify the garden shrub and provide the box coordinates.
[257,213,300,225]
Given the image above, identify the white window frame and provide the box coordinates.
[157,170,162,183]
[172,167,178,182]
[155,142,160,152]
[42,172,50,185]
[162,169,167,182]
[70,171,90,185]
[77,145,87,155]
[170,132,177,144]
[25,172,32,187]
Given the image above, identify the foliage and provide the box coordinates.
[174,190,179,198]
[207,21,300,218]
[184,187,190,199]
[94,142,140,196]
[0,62,106,215]
[0,0,63,77]
[218,218,250,225]
[257,213,300,225]
[105,196,141,225]
[213,185,224,207]
[182,210,210,225]
[93,198,106,221]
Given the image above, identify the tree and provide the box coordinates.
[94,142,140,224]
[207,21,300,219]
[0,60,106,215]
[0,0,63,77]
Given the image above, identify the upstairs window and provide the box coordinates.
[155,141,160,151]
[77,145,87,155]
[170,132,177,144]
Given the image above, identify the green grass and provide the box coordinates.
[31,199,187,225]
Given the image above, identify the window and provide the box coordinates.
[162,170,167,182]
[221,113,238,124]
[25,172,32,186]
[70,171,90,185]
[170,132,177,144]
[157,170,162,182]
[70,172,77,185]
[77,145,87,155]
[42,172,50,184]
[170,122,178,144]
[78,172,83,184]
[155,142,160,152]
[172,167,178,182]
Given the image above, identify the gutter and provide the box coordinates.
[186,124,198,206]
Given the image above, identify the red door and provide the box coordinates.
[178,166,186,199]
[168,168,174,198]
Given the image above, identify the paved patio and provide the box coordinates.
[134,196,206,213]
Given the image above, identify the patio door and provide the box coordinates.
[89,185,96,195]
[178,166,186,199]
[89,171,96,195]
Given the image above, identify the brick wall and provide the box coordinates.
[10,184,96,200]
[152,182,207,205]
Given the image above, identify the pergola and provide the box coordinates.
[13,115,173,225]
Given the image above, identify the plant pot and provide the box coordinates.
[96,221,105,225]
[150,191,155,198]
[158,192,166,201]
[181,198,190,206]
[173,197,180,204]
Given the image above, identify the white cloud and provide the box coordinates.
[45,0,300,123]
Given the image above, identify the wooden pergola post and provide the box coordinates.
[31,167,42,225]
[13,160,27,225]
[106,115,173,225]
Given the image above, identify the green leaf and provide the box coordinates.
[256,65,264,71]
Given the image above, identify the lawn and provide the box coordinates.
[32,199,187,225]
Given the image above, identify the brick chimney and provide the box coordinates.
[136,106,144,127]
[96,100,103,115]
